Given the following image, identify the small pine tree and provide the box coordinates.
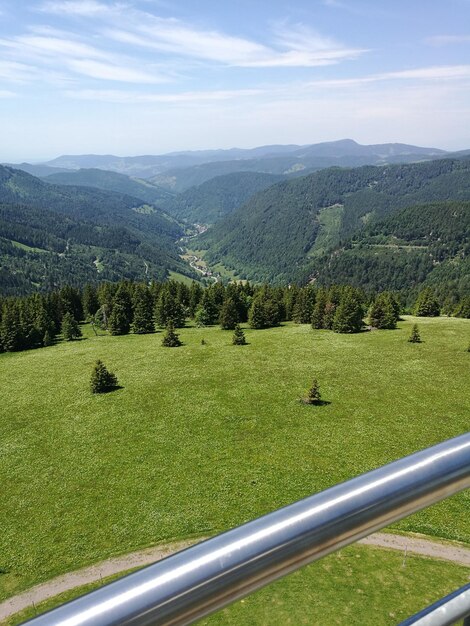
[219,297,239,330]
[90,360,118,393]
[132,286,154,334]
[161,321,182,347]
[413,288,440,317]
[408,323,422,343]
[61,312,82,341]
[43,330,53,347]
[248,298,266,329]
[304,379,321,405]
[232,324,246,345]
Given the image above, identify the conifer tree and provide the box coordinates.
[283,285,299,321]
[155,289,185,328]
[232,324,246,345]
[323,286,342,330]
[304,379,321,405]
[82,285,100,320]
[195,289,219,325]
[188,282,204,317]
[59,285,83,322]
[455,296,470,318]
[90,359,119,393]
[161,321,182,347]
[332,290,364,333]
[311,290,327,329]
[408,323,422,343]
[43,330,53,347]
[0,302,24,352]
[108,302,130,335]
[263,297,281,327]
[219,297,239,330]
[61,312,82,341]
[132,285,154,334]
[413,288,440,317]
[368,292,398,329]
[292,287,316,324]
[248,297,266,329]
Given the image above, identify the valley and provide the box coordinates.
[3,143,470,301]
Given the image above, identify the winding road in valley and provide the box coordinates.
[178,223,219,282]
[1,532,469,622]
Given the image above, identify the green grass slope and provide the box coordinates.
[0,317,469,603]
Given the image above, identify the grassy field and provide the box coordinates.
[1,316,469,607]
[3,546,469,626]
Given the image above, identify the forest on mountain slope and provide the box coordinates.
[0,166,194,295]
[159,171,284,223]
[42,168,174,206]
[304,201,470,303]
[198,158,470,293]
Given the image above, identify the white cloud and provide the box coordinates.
[66,59,166,83]
[65,87,264,103]
[105,19,366,68]
[0,59,37,82]
[0,90,16,98]
[12,34,110,59]
[305,65,470,88]
[383,65,470,80]
[39,1,366,68]
[39,0,113,16]
[426,34,470,46]
[0,30,170,85]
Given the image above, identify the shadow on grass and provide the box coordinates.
[93,385,124,394]
[299,399,331,406]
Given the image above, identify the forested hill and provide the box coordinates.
[197,158,470,285]
[42,168,174,206]
[0,165,179,239]
[160,172,284,224]
[0,166,194,295]
[305,201,470,302]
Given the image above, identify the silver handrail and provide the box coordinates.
[398,582,470,626]
[23,432,470,626]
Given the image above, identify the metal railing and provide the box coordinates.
[24,432,470,626]
[399,582,470,626]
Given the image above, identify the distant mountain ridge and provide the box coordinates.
[5,139,447,184]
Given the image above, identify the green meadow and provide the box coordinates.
[1,316,469,616]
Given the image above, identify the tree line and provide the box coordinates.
[0,280,468,354]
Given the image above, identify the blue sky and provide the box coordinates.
[1,0,470,160]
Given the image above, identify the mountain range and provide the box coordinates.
[1,141,470,300]
[6,139,447,189]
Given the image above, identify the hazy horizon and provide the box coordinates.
[1,0,470,161]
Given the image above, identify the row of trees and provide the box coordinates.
[0,280,468,354]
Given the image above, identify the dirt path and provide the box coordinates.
[1,533,469,622]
